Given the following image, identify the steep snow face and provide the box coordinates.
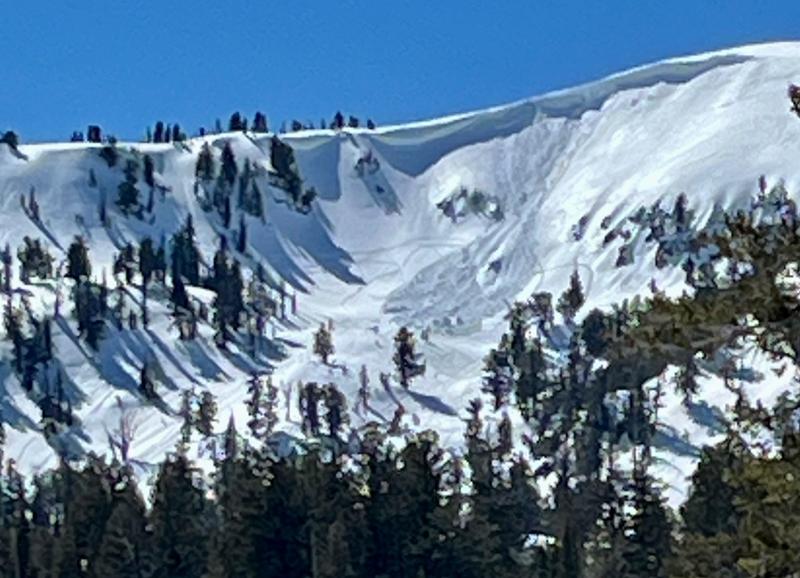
[2,42,800,503]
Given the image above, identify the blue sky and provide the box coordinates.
[2,1,797,142]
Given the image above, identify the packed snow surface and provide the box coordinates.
[3,41,800,503]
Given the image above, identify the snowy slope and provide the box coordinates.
[3,41,800,503]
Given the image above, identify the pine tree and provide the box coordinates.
[482,337,513,411]
[393,326,425,389]
[73,280,106,349]
[253,111,268,133]
[220,142,237,188]
[246,373,278,442]
[237,214,247,253]
[139,362,156,400]
[117,159,141,215]
[170,215,201,286]
[269,136,302,203]
[139,237,157,287]
[210,246,245,347]
[17,236,54,282]
[619,471,672,578]
[300,382,322,437]
[323,383,348,438]
[196,391,218,437]
[99,139,119,167]
[143,154,156,189]
[65,236,91,282]
[228,113,244,132]
[680,438,744,537]
[92,477,149,578]
[313,323,334,364]
[1,130,19,150]
[55,459,114,578]
[556,269,585,322]
[2,461,31,578]
[196,143,215,182]
[148,454,211,578]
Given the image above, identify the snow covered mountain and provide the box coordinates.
[3,41,800,504]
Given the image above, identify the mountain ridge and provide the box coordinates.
[2,41,800,504]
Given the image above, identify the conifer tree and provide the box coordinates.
[117,159,141,215]
[323,383,348,438]
[143,153,156,189]
[196,391,218,438]
[196,143,215,182]
[92,477,149,578]
[393,326,425,389]
[1,130,19,150]
[139,362,157,400]
[65,236,91,282]
[313,322,334,365]
[17,236,54,282]
[237,213,247,253]
[148,454,211,578]
[139,237,157,287]
[55,459,114,578]
[153,121,165,143]
[220,142,237,188]
[253,111,268,133]
[556,269,585,322]
[482,337,513,411]
[228,112,244,132]
[620,471,672,578]
[300,382,322,437]
[170,215,201,286]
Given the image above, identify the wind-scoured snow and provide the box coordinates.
[3,41,800,504]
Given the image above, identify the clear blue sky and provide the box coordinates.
[2,1,797,142]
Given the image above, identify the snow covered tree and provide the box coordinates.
[313,322,334,364]
[393,326,425,389]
